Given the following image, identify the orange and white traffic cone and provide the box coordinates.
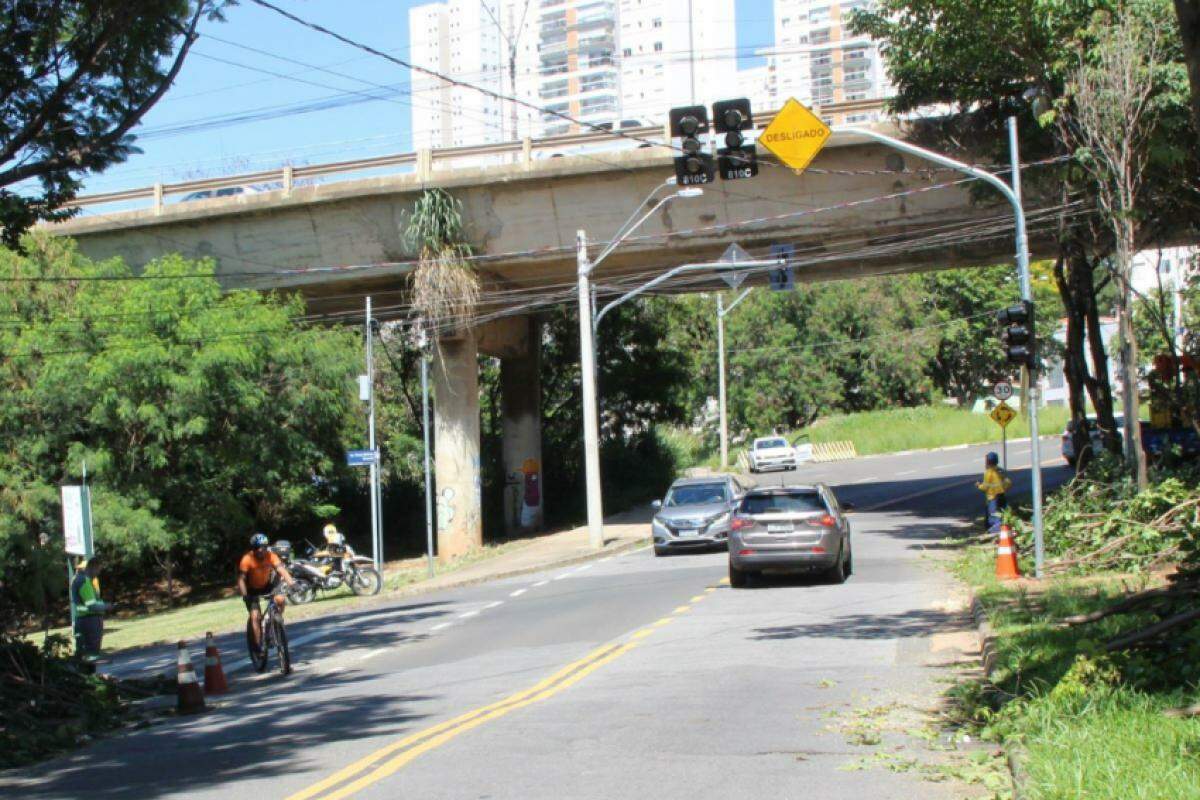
[995,524,1021,580]
[203,631,229,695]
[176,640,207,714]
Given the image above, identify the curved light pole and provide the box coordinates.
[576,184,704,548]
[841,117,1044,576]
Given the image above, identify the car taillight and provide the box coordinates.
[731,516,753,531]
[807,514,836,528]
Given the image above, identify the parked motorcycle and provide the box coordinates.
[278,539,382,603]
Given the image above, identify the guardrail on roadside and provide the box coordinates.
[65,99,888,215]
[810,441,858,462]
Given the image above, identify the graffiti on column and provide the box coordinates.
[437,487,456,529]
[520,457,541,528]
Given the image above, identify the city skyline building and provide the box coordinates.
[407,0,892,150]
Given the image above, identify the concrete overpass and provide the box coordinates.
[51,110,1066,560]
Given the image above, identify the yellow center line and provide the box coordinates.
[690,595,706,602]
[319,645,638,800]
[630,628,656,640]
[719,577,731,585]
[672,605,691,614]
[704,587,717,593]
[652,616,674,627]
[285,643,622,800]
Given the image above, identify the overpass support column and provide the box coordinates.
[500,317,544,535]
[433,331,482,560]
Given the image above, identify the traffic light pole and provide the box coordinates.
[842,117,1044,577]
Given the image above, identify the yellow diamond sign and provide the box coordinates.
[758,98,832,173]
[990,401,1017,429]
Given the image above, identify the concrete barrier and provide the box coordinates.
[810,441,858,462]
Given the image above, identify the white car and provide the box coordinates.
[748,436,799,473]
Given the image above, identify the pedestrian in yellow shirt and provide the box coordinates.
[977,451,1012,533]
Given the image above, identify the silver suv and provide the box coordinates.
[651,475,746,556]
[728,484,852,587]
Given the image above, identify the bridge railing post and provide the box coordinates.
[282,165,294,196]
[153,183,163,215]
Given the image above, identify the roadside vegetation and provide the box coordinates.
[948,453,1200,799]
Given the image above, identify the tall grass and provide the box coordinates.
[794,404,1071,455]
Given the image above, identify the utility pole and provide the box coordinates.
[717,286,753,469]
[418,322,435,577]
[365,298,383,571]
[687,0,697,105]
[577,231,604,548]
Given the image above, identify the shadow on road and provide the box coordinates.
[750,607,960,641]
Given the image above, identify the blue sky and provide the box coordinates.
[86,0,775,193]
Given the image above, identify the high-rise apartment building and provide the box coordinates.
[410,0,741,147]
[408,1,505,150]
[769,0,889,124]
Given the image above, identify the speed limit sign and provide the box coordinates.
[992,381,1014,402]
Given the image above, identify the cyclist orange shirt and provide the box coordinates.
[239,550,282,592]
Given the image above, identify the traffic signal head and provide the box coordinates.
[669,105,714,186]
[712,98,758,181]
[997,300,1035,368]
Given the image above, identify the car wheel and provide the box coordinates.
[845,545,853,577]
[729,559,749,588]
[825,546,847,585]
[653,546,667,557]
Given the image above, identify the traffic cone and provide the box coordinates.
[203,631,229,695]
[995,524,1021,580]
[176,640,207,714]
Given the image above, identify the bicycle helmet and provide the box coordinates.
[250,532,269,548]
[985,452,1000,466]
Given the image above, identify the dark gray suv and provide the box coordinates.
[728,484,852,587]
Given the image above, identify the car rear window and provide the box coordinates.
[739,491,826,515]
[756,438,788,450]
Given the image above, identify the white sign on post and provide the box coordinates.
[61,485,94,557]
[717,243,751,289]
[992,381,1014,402]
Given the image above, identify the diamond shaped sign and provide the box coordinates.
[758,98,831,174]
[718,243,751,288]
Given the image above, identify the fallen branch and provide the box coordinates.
[1106,606,1200,651]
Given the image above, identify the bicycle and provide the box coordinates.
[246,592,291,675]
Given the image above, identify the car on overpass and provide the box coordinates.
[650,475,746,557]
[727,484,852,588]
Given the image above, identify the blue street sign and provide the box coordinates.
[769,244,796,291]
[346,449,379,467]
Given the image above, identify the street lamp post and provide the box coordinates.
[576,183,705,548]
[717,287,753,470]
[841,117,1044,576]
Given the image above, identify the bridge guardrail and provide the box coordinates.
[64,99,887,215]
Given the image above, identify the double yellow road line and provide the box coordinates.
[287,582,722,800]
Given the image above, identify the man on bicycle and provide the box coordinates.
[237,533,296,651]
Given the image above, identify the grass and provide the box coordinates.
[659,404,1073,471]
[796,405,1071,456]
[951,546,1200,800]
[30,538,538,654]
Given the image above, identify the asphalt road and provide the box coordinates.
[2,439,1069,800]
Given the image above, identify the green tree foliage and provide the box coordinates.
[0,236,359,620]
[0,1,231,247]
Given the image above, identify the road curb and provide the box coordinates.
[381,535,651,600]
[857,436,1048,460]
[968,591,1028,800]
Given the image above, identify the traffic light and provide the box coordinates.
[669,105,715,186]
[997,301,1035,368]
[713,98,758,180]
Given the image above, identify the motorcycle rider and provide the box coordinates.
[315,523,353,575]
[237,533,296,650]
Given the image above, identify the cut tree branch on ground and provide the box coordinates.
[1106,606,1200,651]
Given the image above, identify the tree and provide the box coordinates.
[851,0,1199,473]
[0,1,230,248]
[0,235,360,617]
[1173,0,1200,132]
[1060,4,1175,487]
